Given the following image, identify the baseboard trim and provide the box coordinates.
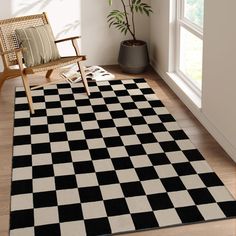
[151,60,236,163]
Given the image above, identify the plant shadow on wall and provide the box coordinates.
[107,0,153,73]
[55,20,80,39]
[13,0,60,16]
[13,0,79,39]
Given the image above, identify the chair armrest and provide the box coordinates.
[55,36,81,44]
[0,48,25,56]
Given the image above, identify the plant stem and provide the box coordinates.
[120,0,136,41]
[128,0,136,41]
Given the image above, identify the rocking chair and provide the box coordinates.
[0,12,90,114]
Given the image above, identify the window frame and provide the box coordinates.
[175,0,204,96]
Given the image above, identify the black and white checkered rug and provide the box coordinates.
[11,79,236,236]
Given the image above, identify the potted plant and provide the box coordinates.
[107,0,152,73]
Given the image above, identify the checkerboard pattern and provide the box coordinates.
[11,79,236,236]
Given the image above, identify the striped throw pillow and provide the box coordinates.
[15,24,60,67]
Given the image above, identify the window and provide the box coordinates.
[176,0,204,94]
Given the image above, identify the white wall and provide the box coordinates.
[150,0,236,162]
[150,0,170,73]
[10,0,81,41]
[202,0,236,150]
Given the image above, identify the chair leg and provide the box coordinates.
[77,61,90,96]
[0,72,8,90]
[71,38,90,96]
[46,69,53,79]
[21,73,35,114]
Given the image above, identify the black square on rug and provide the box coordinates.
[11,78,236,236]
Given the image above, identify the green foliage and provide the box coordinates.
[107,0,153,40]
[107,10,128,35]
[131,0,153,16]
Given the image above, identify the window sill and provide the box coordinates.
[166,72,202,109]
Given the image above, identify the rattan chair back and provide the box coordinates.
[0,13,48,66]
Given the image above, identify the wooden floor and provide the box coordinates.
[0,65,235,236]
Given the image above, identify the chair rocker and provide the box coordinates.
[0,12,90,114]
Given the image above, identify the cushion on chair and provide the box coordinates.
[15,24,60,67]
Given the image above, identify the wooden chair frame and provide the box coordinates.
[0,12,90,114]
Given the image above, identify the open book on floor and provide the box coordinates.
[61,65,115,84]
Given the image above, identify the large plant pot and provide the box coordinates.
[118,40,149,74]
